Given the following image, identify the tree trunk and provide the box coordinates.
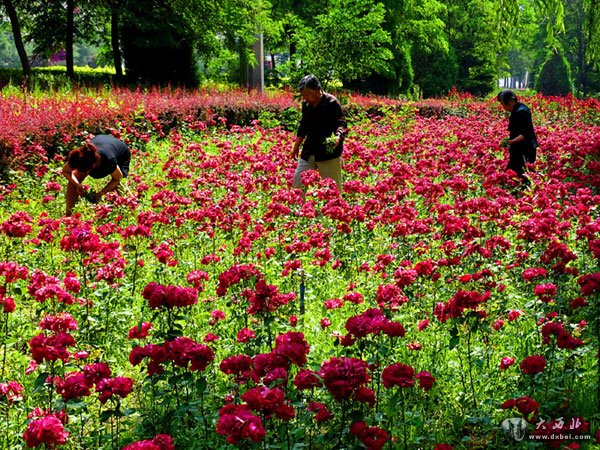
[66,0,75,78]
[111,3,123,79]
[239,40,249,88]
[3,0,31,76]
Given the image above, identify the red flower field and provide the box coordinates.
[0,89,599,449]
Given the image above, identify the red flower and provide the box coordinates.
[95,377,134,404]
[578,273,600,296]
[23,415,69,448]
[534,283,557,303]
[216,404,266,444]
[320,357,370,401]
[349,421,390,450]
[220,354,253,381]
[307,402,333,423]
[241,386,294,420]
[293,369,322,390]
[382,362,415,388]
[382,321,406,337]
[0,381,24,404]
[501,395,539,416]
[354,386,376,407]
[128,322,153,340]
[82,362,111,385]
[38,314,78,333]
[55,372,91,401]
[237,328,256,343]
[417,319,430,331]
[520,355,547,375]
[499,357,515,370]
[273,331,310,366]
[1,296,15,313]
[122,434,175,450]
[29,332,76,364]
[142,282,197,309]
[415,371,436,391]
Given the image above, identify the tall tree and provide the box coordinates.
[296,0,392,87]
[110,0,122,79]
[446,0,500,95]
[66,0,74,77]
[2,0,30,75]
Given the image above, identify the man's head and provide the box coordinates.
[497,89,518,112]
[299,74,323,106]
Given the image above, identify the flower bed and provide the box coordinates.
[0,91,598,449]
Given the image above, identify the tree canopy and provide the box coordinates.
[1,0,599,96]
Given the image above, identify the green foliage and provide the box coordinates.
[295,0,393,87]
[120,0,198,86]
[0,66,118,89]
[446,0,500,96]
[534,48,574,95]
[412,45,459,97]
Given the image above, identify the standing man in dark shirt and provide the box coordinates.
[498,90,538,186]
[292,74,348,192]
[62,134,131,216]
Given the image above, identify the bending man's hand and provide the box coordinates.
[293,137,304,160]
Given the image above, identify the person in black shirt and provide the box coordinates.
[292,74,348,192]
[62,134,131,216]
[498,90,538,186]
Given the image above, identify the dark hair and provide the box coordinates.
[68,142,98,171]
[497,89,518,103]
[298,74,322,91]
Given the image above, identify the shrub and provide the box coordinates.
[535,49,574,96]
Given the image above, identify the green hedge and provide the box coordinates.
[0,66,119,90]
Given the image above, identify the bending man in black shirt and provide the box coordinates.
[62,134,131,216]
[292,74,348,192]
[498,90,538,186]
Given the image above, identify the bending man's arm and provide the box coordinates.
[96,166,123,200]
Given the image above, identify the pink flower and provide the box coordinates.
[499,357,515,370]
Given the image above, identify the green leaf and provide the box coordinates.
[449,335,460,350]
[196,376,207,394]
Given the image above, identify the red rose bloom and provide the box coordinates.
[499,357,515,370]
[293,369,322,390]
[320,357,370,401]
[23,415,69,448]
[382,362,415,388]
[307,402,333,423]
[216,404,266,445]
[350,421,390,450]
[520,355,547,374]
[416,371,436,391]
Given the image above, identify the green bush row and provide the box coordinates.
[0,66,119,90]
